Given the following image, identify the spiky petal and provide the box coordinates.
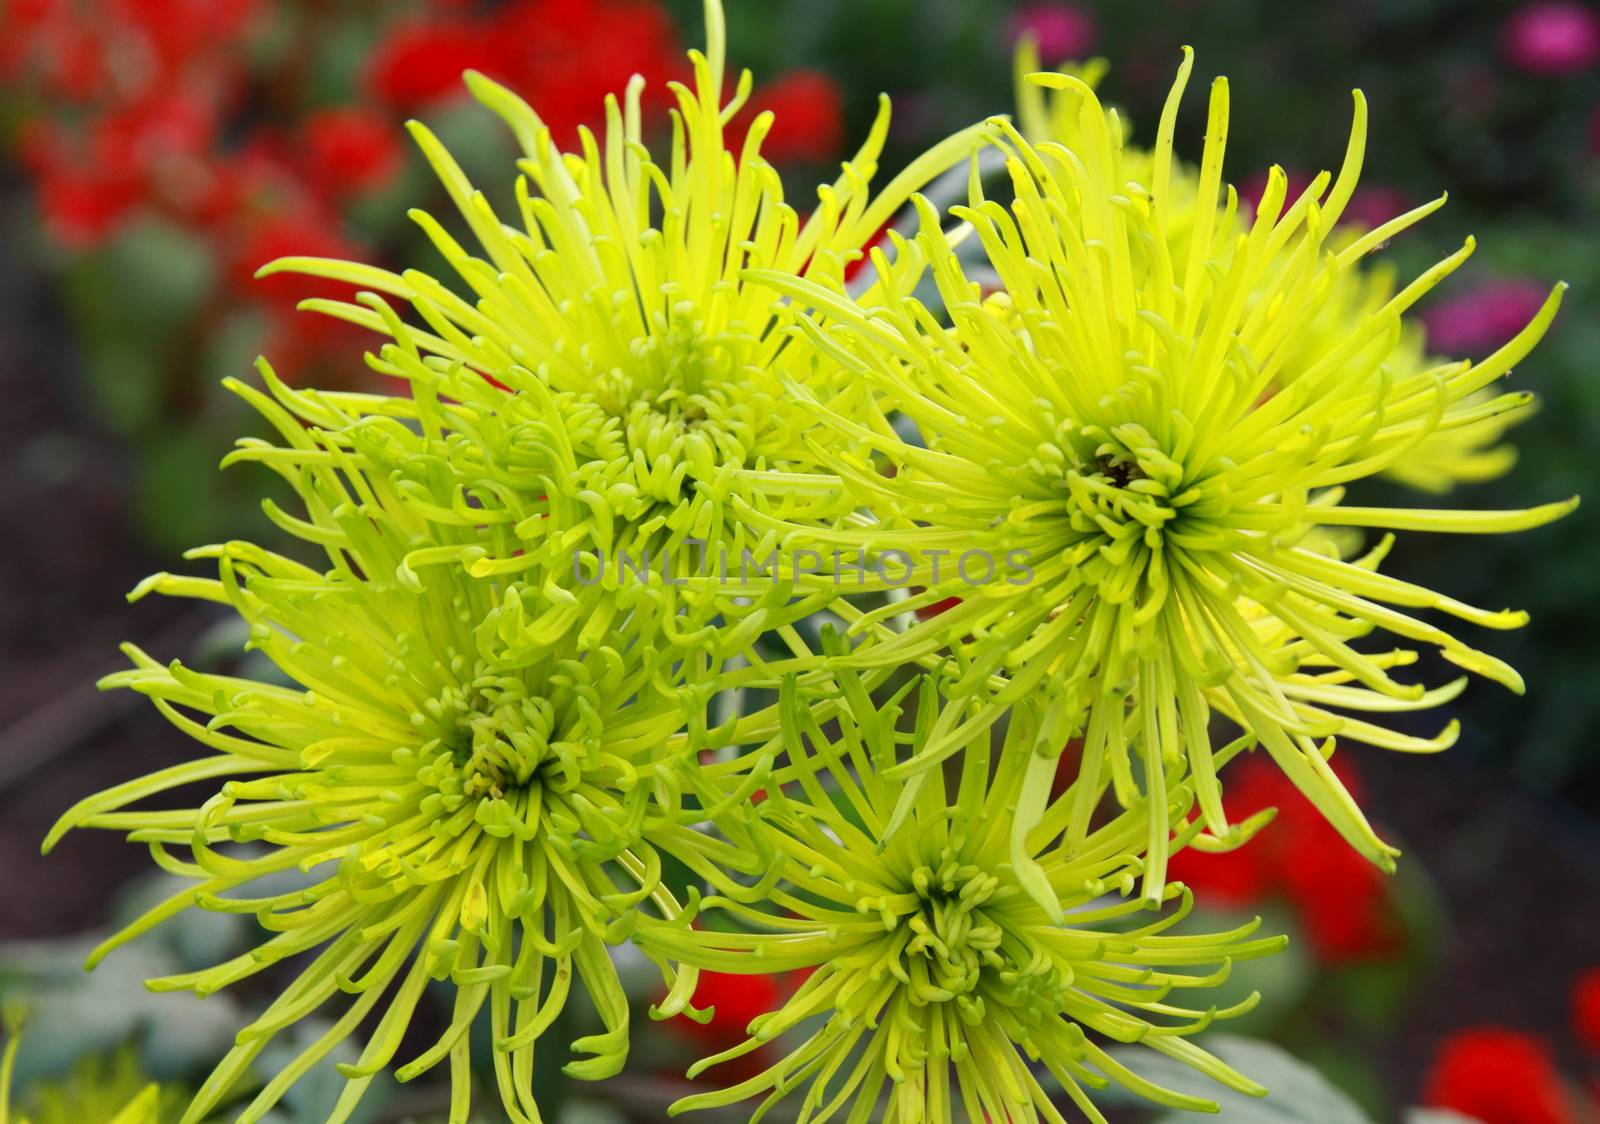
[643,669,1285,1123]
[741,52,1574,897]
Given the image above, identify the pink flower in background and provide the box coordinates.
[1503,2,1600,75]
[1006,3,1097,62]
[1237,167,1408,231]
[1421,279,1551,354]
[1234,167,1412,243]
[1343,184,1411,229]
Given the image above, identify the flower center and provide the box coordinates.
[1093,452,1145,491]
[1029,418,1232,608]
[431,673,557,800]
[589,307,742,427]
[899,858,1004,1004]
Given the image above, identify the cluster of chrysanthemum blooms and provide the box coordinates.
[44,2,1574,1121]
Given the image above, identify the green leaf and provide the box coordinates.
[1104,1035,1377,1124]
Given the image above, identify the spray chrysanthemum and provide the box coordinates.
[259,0,986,605]
[743,52,1575,896]
[643,670,1284,1123]
[40,361,807,1123]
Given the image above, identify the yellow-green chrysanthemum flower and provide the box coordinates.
[1012,39,1529,496]
[259,0,986,605]
[642,671,1284,1123]
[741,53,1575,897]
[42,363,803,1123]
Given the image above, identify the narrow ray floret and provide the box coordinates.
[40,364,793,1123]
[642,669,1285,1123]
[744,51,1576,894]
[259,0,988,605]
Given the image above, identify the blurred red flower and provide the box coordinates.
[1503,2,1600,75]
[0,1,107,101]
[3,0,259,245]
[230,201,362,302]
[662,967,785,1083]
[93,91,220,184]
[1,0,62,38]
[1573,967,1600,1054]
[15,121,139,248]
[1166,760,1281,905]
[258,306,381,387]
[298,107,405,200]
[228,200,379,384]
[683,969,781,1047]
[0,0,684,393]
[1048,738,1084,801]
[365,0,681,147]
[741,70,846,165]
[485,0,682,147]
[1006,3,1098,62]
[31,167,141,250]
[1422,1028,1575,1124]
[365,19,488,112]
[105,0,259,77]
[1167,754,1403,965]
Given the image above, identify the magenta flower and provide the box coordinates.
[1006,2,1097,61]
[1239,167,1408,232]
[1421,279,1554,354]
[1503,2,1600,75]
[1344,183,1411,229]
